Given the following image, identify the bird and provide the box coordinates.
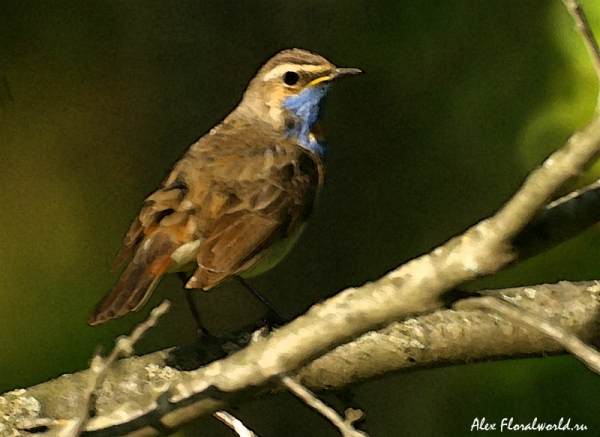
[87,48,361,328]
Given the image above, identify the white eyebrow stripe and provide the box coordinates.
[262,63,329,81]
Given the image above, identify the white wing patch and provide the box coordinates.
[170,239,202,266]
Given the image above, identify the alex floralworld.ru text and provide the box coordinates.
[471,417,587,432]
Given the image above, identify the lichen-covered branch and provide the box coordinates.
[2,281,598,437]
[468,294,600,375]
[299,281,600,389]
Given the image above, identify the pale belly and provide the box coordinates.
[240,222,307,278]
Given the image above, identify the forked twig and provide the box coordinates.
[69,300,171,437]
[281,375,368,437]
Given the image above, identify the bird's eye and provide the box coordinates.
[283,71,299,86]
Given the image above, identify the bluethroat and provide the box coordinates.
[87,48,361,328]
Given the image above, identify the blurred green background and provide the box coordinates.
[2,1,600,436]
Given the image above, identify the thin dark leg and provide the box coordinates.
[234,276,285,324]
[178,272,209,335]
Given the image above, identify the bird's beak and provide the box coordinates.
[333,67,363,79]
[308,67,363,87]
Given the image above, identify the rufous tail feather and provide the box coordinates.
[87,257,168,326]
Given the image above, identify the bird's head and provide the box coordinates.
[238,48,361,155]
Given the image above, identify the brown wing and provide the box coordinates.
[186,212,280,289]
[88,121,322,325]
[184,131,324,289]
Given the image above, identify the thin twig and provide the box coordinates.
[562,0,600,95]
[472,296,600,374]
[213,411,259,437]
[281,375,368,437]
[69,300,171,437]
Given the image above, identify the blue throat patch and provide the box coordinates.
[282,84,330,157]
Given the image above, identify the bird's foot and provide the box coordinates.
[166,319,277,370]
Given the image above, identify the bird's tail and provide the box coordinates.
[87,254,171,326]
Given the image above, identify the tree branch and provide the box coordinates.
[466,295,600,375]
[300,281,600,389]
[2,281,599,436]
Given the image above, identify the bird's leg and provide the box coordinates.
[234,276,286,326]
[168,276,286,370]
[177,272,209,336]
